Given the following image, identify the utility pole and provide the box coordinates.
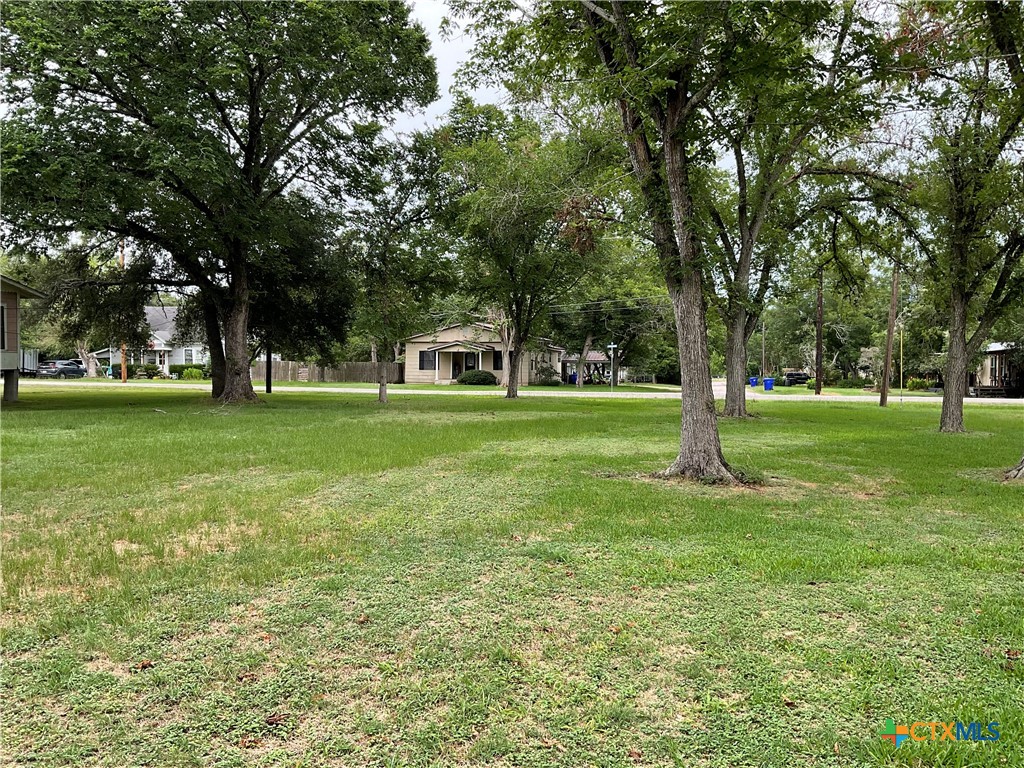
[119,240,127,383]
[607,342,617,392]
[761,320,766,379]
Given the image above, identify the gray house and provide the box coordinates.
[93,306,208,375]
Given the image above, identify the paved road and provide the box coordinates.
[18,378,1024,407]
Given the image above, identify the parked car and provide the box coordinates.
[37,360,87,379]
[782,371,811,386]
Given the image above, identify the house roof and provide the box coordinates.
[562,350,610,363]
[403,322,496,342]
[986,342,1017,353]
[427,341,497,353]
[146,305,179,345]
[0,274,46,299]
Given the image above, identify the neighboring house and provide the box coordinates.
[1,274,46,402]
[93,306,208,375]
[560,350,625,384]
[972,342,1021,397]
[403,323,564,385]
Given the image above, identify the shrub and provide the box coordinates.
[169,364,205,377]
[805,379,816,390]
[457,369,497,385]
[535,362,561,386]
[202,363,213,379]
[181,367,203,380]
[907,377,935,391]
[142,363,161,379]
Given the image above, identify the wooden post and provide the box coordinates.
[3,369,19,402]
[265,341,271,394]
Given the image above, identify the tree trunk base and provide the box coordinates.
[218,389,260,404]
[659,455,740,485]
[1005,455,1024,481]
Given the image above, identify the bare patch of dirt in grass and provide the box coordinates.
[82,653,134,679]
[169,521,263,557]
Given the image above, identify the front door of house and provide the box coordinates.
[451,354,462,379]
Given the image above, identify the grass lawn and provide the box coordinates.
[755,385,942,398]
[2,388,1022,767]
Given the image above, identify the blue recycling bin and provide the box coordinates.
[763,377,774,391]
[749,377,759,387]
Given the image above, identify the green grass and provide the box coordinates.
[2,387,1022,767]
[755,385,942,398]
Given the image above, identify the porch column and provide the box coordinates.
[435,351,439,383]
[3,369,19,402]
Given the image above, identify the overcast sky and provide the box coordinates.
[395,0,503,133]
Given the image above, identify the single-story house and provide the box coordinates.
[93,306,209,375]
[971,342,1021,397]
[404,323,564,385]
[1,274,46,402]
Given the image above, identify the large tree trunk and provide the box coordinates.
[1006,454,1024,481]
[663,277,733,481]
[506,345,524,399]
[577,331,593,388]
[369,340,378,364]
[940,290,970,432]
[879,263,899,407]
[723,311,748,417]
[220,283,257,403]
[377,359,388,404]
[202,297,226,399]
[661,141,736,482]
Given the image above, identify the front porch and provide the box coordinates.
[429,341,496,383]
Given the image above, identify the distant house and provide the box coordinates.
[560,350,625,384]
[1,274,46,402]
[972,342,1021,397]
[93,306,208,375]
[403,323,563,385]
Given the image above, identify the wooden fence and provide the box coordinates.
[251,360,404,384]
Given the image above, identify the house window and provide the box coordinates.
[419,350,436,370]
[0,304,6,351]
[493,350,502,371]
[465,352,476,371]
[184,348,194,364]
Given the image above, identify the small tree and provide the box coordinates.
[443,115,608,398]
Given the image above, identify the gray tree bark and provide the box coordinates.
[202,298,226,399]
[577,331,593,388]
[506,345,524,399]
[377,359,388,404]
[879,264,899,407]
[940,291,970,432]
[723,312,749,417]
[219,279,257,403]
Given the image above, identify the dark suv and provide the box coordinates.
[37,360,87,379]
[782,371,810,386]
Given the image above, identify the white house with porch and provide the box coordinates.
[403,323,563,385]
[92,306,209,375]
